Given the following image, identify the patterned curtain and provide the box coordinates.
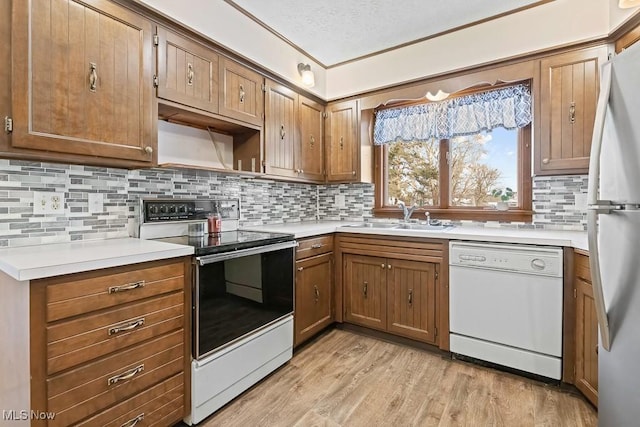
[373,84,532,145]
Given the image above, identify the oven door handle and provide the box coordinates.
[196,240,298,265]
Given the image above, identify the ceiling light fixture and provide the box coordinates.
[619,0,640,8]
[425,90,450,102]
[297,63,315,88]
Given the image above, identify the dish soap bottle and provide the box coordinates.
[208,204,222,235]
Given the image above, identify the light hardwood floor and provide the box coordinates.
[201,329,597,426]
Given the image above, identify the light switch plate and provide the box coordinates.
[88,193,104,214]
[33,192,65,215]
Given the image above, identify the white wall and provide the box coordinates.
[138,0,326,98]
[326,0,610,99]
[609,2,639,32]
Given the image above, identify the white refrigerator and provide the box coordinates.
[587,40,640,426]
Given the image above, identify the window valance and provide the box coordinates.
[373,84,532,145]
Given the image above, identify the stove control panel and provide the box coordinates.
[142,199,240,223]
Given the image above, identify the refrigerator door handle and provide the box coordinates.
[587,60,613,352]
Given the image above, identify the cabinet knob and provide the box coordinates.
[542,158,549,165]
[352,171,356,176]
[144,146,153,155]
[381,263,385,269]
[387,264,392,269]
[299,169,304,174]
[297,266,304,271]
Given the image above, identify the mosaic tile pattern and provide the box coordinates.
[0,160,318,247]
[0,157,587,247]
[531,175,588,230]
[318,183,375,221]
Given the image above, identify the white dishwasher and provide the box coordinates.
[449,241,563,379]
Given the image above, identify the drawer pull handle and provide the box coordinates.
[314,285,319,302]
[108,364,144,386]
[109,318,145,336]
[297,266,304,271]
[187,62,194,86]
[121,413,144,427]
[239,84,245,103]
[89,62,97,92]
[363,281,368,298]
[408,289,413,305]
[311,243,323,249]
[109,280,145,294]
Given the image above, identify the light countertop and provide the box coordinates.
[243,221,588,251]
[0,238,194,281]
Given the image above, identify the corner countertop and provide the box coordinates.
[242,221,588,251]
[0,238,194,281]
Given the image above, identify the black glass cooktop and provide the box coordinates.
[154,230,294,256]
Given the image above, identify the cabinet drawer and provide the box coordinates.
[47,292,184,375]
[575,253,592,283]
[45,261,185,322]
[296,235,333,260]
[47,330,184,427]
[74,373,184,427]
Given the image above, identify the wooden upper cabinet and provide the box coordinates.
[264,80,297,177]
[615,23,640,54]
[326,99,359,182]
[156,26,219,114]
[11,0,156,164]
[298,96,325,182]
[219,58,264,126]
[536,46,607,175]
[387,259,438,344]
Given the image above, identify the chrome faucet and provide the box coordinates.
[397,201,417,222]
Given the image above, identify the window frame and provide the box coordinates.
[373,125,532,222]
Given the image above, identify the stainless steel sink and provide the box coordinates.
[343,222,399,229]
[394,223,452,230]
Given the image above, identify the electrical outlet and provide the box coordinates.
[335,194,346,208]
[88,193,104,214]
[574,193,588,211]
[33,192,65,214]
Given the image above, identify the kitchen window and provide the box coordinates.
[373,83,533,222]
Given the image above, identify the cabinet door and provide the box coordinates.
[157,27,219,114]
[326,99,359,182]
[344,254,386,331]
[297,96,325,182]
[537,46,607,175]
[219,58,264,126]
[11,0,155,163]
[264,79,297,177]
[575,276,598,406]
[387,260,437,343]
[294,253,333,347]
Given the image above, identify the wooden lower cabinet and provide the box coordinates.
[30,258,190,426]
[344,254,387,331]
[295,253,333,346]
[294,235,334,346]
[340,235,443,346]
[574,252,598,406]
[387,259,437,343]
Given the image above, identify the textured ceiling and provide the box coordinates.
[227,0,549,67]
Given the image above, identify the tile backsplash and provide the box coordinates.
[0,158,587,247]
